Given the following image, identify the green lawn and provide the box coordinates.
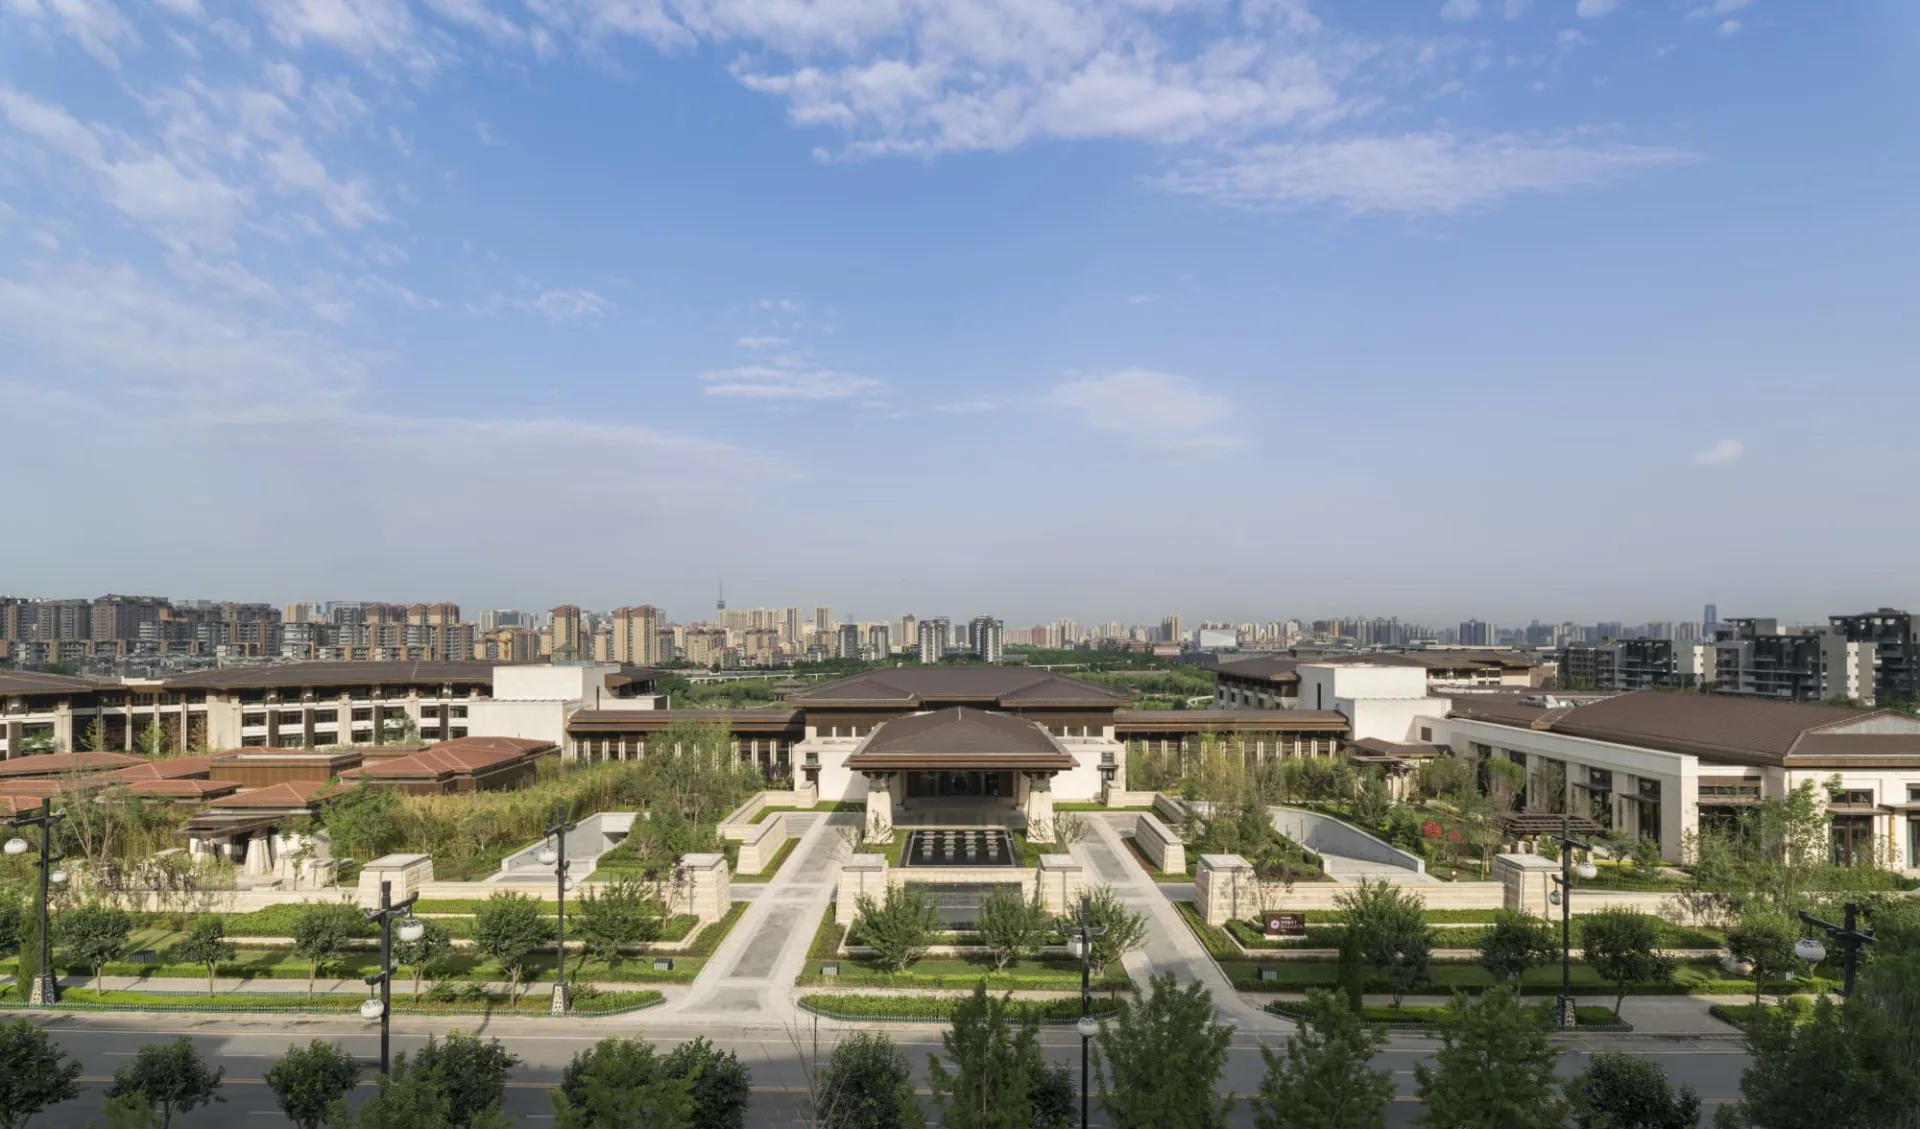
[750,801,863,823]
[1221,917,1722,952]
[1119,836,1189,881]
[796,956,1130,992]
[1054,802,1152,812]
[1709,999,1813,1029]
[1264,999,1626,1030]
[0,984,662,1016]
[799,994,1126,1023]
[730,836,799,883]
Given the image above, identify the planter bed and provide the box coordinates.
[731,836,799,884]
[1054,802,1152,812]
[796,957,1131,992]
[1120,836,1191,881]
[1263,999,1628,1032]
[0,984,663,1016]
[751,801,863,823]
[799,993,1126,1024]
[1221,917,1721,952]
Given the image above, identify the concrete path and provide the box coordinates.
[1078,814,1281,1034]
[663,810,850,1025]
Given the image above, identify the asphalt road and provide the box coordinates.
[25,1014,1750,1128]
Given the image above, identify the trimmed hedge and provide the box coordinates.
[1264,999,1627,1031]
[798,957,1131,992]
[1222,917,1721,952]
[0,985,663,1016]
[799,993,1125,1023]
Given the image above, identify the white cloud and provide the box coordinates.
[1047,369,1247,458]
[1691,438,1743,466]
[736,334,790,349]
[1689,0,1751,16]
[1504,0,1532,16]
[1440,0,1481,21]
[700,359,881,400]
[266,0,437,69]
[1127,293,1157,306]
[1575,0,1622,16]
[756,297,802,312]
[1716,19,1742,36]
[930,397,1006,413]
[1557,28,1589,48]
[9,0,142,69]
[1154,128,1693,213]
[525,288,611,322]
[476,121,505,146]
[262,139,386,227]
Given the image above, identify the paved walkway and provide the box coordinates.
[1078,814,1281,1034]
[663,810,849,1025]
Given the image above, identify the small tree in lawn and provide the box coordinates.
[852,885,937,974]
[1566,1051,1699,1129]
[265,1041,363,1129]
[1580,908,1675,1021]
[1478,910,1556,986]
[1084,885,1148,979]
[57,903,133,1001]
[927,983,1049,1129]
[1726,906,1800,1007]
[174,918,235,998]
[1336,879,1430,1008]
[103,1038,225,1129]
[0,1017,84,1129]
[395,918,454,1002]
[1251,990,1393,1129]
[817,1031,925,1129]
[471,891,553,1003]
[975,886,1050,973]
[1093,972,1235,1129]
[1413,987,1566,1129]
[290,904,366,1001]
[413,1032,520,1129]
[575,876,663,974]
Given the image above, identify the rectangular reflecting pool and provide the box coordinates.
[900,828,1019,868]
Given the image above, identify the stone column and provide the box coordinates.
[1492,853,1560,916]
[1037,854,1084,916]
[677,852,731,925]
[837,853,889,926]
[1023,772,1054,837]
[1195,854,1257,927]
[863,772,894,840]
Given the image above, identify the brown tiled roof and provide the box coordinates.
[0,751,145,779]
[162,661,500,689]
[1114,708,1349,729]
[104,756,216,782]
[125,779,241,800]
[791,668,1125,708]
[358,737,547,779]
[0,671,115,696]
[210,748,364,766]
[1206,656,1302,681]
[568,708,802,733]
[1453,689,1920,767]
[0,777,113,797]
[1350,737,1445,758]
[210,780,336,809]
[847,708,1076,771]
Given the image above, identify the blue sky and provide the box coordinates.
[1,0,1914,628]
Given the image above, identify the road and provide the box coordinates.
[26,1013,1749,1127]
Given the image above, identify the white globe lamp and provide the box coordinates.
[1795,936,1828,965]
[48,868,68,887]
[2,838,27,857]
[1575,859,1598,881]
[1075,1015,1100,1039]
[360,997,385,1020]
[537,846,558,866]
[397,918,426,944]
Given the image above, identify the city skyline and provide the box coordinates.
[3,3,1916,618]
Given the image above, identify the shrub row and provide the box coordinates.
[798,994,1125,1023]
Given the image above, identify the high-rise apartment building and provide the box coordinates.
[1161,615,1182,644]
[611,605,664,665]
[1458,619,1498,647]
[90,595,166,642]
[866,624,891,659]
[407,603,461,627]
[282,602,322,625]
[917,618,947,663]
[35,599,92,641]
[548,605,585,659]
[836,623,862,660]
[0,598,34,642]
[1704,604,1719,629]
[1058,618,1078,646]
[900,614,917,650]
[326,601,367,626]
[1830,608,1918,705]
[814,607,832,636]
[782,607,804,644]
[968,616,1004,663]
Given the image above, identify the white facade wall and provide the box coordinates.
[1295,664,1427,711]
[1340,696,1453,744]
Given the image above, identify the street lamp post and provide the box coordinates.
[1798,903,1875,997]
[1063,895,1107,1129]
[538,804,578,1015]
[361,879,424,1076]
[4,797,69,1007]
[1547,812,1599,1030]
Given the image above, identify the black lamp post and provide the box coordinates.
[1548,812,1598,1030]
[4,797,69,1007]
[538,804,578,1014]
[1063,895,1108,1129]
[1798,904,1875,997]
[361,879,424,1075]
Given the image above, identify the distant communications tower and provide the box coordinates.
[717,578,726,614]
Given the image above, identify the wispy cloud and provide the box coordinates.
[1047,369,1248,460]
[930,398,1007,414]
[700,358,880,400]
[1576,0,1623,17]
[736,334,790,350]
[525,288,610,323]
[1440,0,1481,21]
[1155,129,1694,214]
[1691,438,1744,465]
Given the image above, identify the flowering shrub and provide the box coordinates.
[1421,820,1445,841]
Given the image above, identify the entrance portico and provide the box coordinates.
[846,707,1075,833]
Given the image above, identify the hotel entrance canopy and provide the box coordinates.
[845,707,1076,773]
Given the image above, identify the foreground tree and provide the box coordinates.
[413,1033,520,1129]
[1580,908,1675,1021]
[103,1038,225,1129]
[553,1037,693,1129]
[1413,987,1566,1129]
[1337,879,1431,1007]
[1713,994,1920,1129]
[663,1037,751,1129]
[1478,911,1556,986]
[1094,972,1236,1129]
[927,983,1049,1129]
[575,876,663,973]
[1726,907,1800,1007]
[290,904,367,1001]
[59,903,134,1001]
[852,886,938,974]
[1567,1052,1699,1129]
[328,1052,510,1129]
[1083,886,1148,978]
[1251,990,1393,1129]
[0,1018,84,1129]
[817,1031,925,1129]
[975,886,1051,973]
[174,918,236,998]
[471,892,553,1003]
[265,1041,363,1129]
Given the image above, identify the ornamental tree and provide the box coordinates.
[1580,908,1676,1021]
[265,1040,363,1129]
[0,1018,84,1129]
[1412,987,1566,1129]
[1251,990,1393,1129]
[174,917,236,998]
[103,1038,226,1129]
[1093,973,1236,1129]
